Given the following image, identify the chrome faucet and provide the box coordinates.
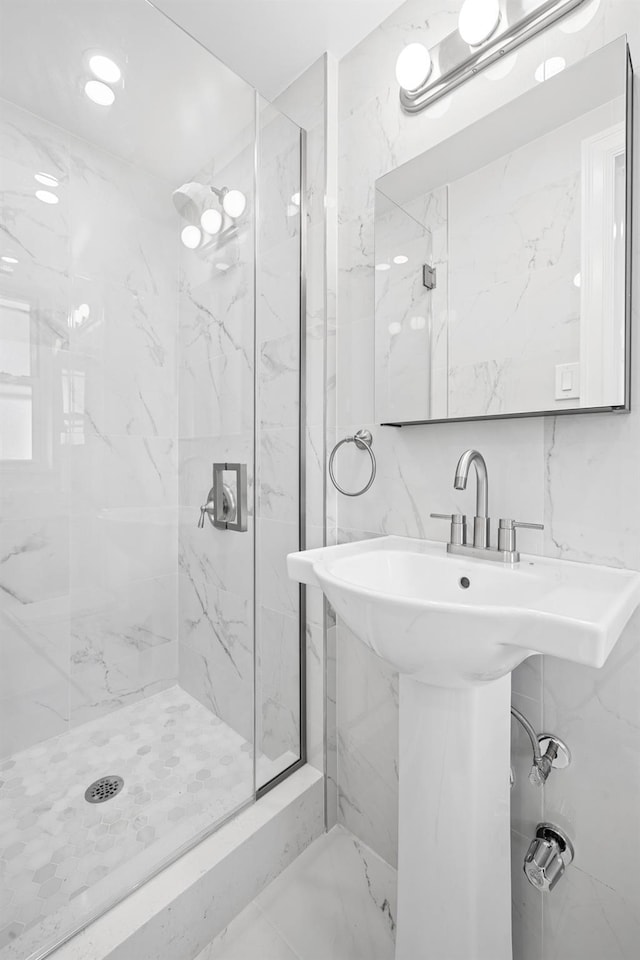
[431,449,544,563]
[453,449,489,549]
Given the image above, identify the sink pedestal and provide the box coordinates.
[396,674,513,960]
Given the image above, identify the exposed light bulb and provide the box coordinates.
[201,208,223,234]
[34,172,59,187]
[89,54,122,84]
[393,255,409,264]
[222,189,246,218]
[35,189,59,204]
[181,225,202,249]
[458,0,501,46]
[395,43,432,91]
[84,79,116,106]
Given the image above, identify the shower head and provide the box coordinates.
[172,182,210,221]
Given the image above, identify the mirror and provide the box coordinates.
[375,37,633,425]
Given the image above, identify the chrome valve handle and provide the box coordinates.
[430,513,467,546]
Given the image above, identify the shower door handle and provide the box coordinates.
[213,463,247,532]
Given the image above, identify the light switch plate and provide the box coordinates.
[555,362,580,400]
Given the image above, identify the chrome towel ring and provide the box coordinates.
[328,429,376,497]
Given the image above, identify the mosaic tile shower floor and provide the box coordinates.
[0,686,256,956]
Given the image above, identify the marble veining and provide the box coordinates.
[0,686,255,957]
[196,825,396,960]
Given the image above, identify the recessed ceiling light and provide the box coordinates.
[34,172,59,187]
[84,79,116,106]
[35,190,59,204]
[89,54,121,84]
[395,43,432,91]
[375,263,391,272]
[181,225,202,250]
[201,208,223,235]
[534,57,566,83]
[458,0,501,46]
[393,255,409,264]
[1,255,19,264]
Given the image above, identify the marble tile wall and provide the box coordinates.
[0,98,179,757]
[334,1,640,957]
[255,101,302,779]
[176,119,256,748]
[448,98,620,418]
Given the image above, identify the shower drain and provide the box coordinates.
[85,775,124,804]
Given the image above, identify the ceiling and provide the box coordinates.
[0,0,256,182]
[0,0,406,184]
[152,0,408,100]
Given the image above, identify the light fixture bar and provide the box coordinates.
[400,0,587,114]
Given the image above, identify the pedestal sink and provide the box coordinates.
[288,536,640,960]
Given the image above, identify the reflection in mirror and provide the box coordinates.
[375,36,632,425]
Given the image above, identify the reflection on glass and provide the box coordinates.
[0,297,34,460]
[375,39,630,424]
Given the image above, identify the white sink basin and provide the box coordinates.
[288,535,640,687]
[290,534,640,959]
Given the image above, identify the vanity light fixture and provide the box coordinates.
[458,0,501,47]
[397,0,588,114]
[221,189,246,218]
[201,207,223,235]
[395,42,433,91]
[181,225,202,249]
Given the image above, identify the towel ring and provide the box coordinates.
[328,429,376,497]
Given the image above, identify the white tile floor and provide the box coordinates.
[194,826,397,960]
[0,687,258,956]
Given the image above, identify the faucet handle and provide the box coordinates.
[430,513,467,546]
[498,518,544,553]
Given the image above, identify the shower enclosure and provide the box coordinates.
[0,2,305,957]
